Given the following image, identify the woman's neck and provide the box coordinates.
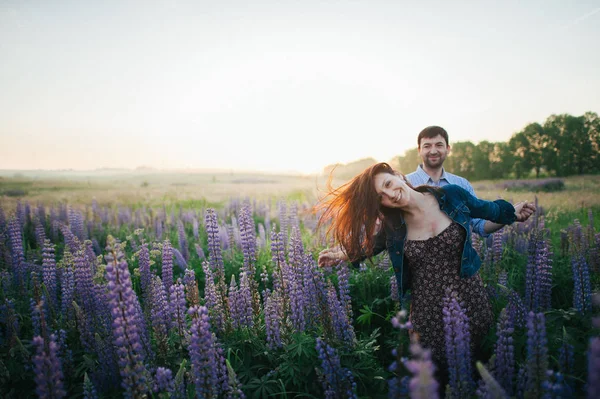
[402,191,433,220]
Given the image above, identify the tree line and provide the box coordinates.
[325,112,599,181]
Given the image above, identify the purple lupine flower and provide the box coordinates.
[264,289,283,349]
[228,275,242,329]
[202,260,226,332]
[501,286,526,329]
[162,239,174,295]
[172,247,188,271]
[42,239,58,310]
[55,329,72,380]
[61,251,75,324]
[150,276,170,355]
[270,225,285,293]
[326,282,355,347]
[315,337,358,399]
[492,230,503,265]
[214,342,230,396]
[238,271,254,328]
[525,311,549,398]
[49,209,59,241]
[192,217,200,240]
[31,296,48,338]
[588,337,600,399]
[8,217,26,287]
[16,200,26,227]
[205,208,228,311]
[195,243,205,261]
[177,220,189,262]
[188,305,222,398]
[74,248,96,316]
[59,222,82,254]
[137,242,152,305]
[0,298,20,342]
[542,370,574,398]
[257,222,266,248]
[387,311,412,396]
[239,202,257,275]
[288,226,304,269]
[558,339,574,378]
[572,252,592,313]
[285,262,306,333]
[32,334,67,399]
[301,253,326,330]
[260,262,270,304]
[525,227,553,312]
[34,218,47,249]
[155,218,163,241]
[104,240,150,398]
[442,290,475,399]
[403,338,440,399]
[277,201,288,248]
[0,207,6,232]
[336,261,352,318]
[58,203,68,225]
[170,280,187,339]
[493,308,515,396]
[153,367,175,394]
[223,223,234,251]
[184,268,200,307]
[288,202,300,233]
[68,207,86,241]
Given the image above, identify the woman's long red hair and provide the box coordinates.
[314,162,398,262]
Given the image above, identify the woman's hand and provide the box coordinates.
[318,246,348,267]
[514,201,536,222]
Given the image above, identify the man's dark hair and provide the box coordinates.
[417,126,449,148]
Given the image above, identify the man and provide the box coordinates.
[405,125,504,236]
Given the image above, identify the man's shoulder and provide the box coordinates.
[405,170,418,180]
[443,171,473,188]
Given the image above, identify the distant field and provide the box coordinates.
[0,171,345,210]
[1,171,599,213]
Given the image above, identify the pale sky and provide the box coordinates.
[1,0,599,175]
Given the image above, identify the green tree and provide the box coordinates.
[521,122,554,178]
[490,142,513,179]
[543,114,591,176]
[508,132,532,179]
[583,111,600,173]
[446,141,476,180]
[472,141,493,180]
[389,148,420,175]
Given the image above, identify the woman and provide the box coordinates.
[316,162,535,386]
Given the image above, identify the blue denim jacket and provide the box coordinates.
[365,184,517,301]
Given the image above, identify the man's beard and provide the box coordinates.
[423,155,445,169]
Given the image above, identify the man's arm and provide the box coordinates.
[461,179,496,237]
[483,220,505,235]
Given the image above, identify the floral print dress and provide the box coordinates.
[403,221,494,367]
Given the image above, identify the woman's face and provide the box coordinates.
[373,172,410,208]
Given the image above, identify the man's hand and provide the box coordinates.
[318,246,348,267]
[514,201,536,222]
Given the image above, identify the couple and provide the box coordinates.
[316,126,536,386]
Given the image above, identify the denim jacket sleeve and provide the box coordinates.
[449,185,517,225]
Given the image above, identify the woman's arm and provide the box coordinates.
[318,228,388,267]
[450,185,536,225]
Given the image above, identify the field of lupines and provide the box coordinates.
[0,194,598,398]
